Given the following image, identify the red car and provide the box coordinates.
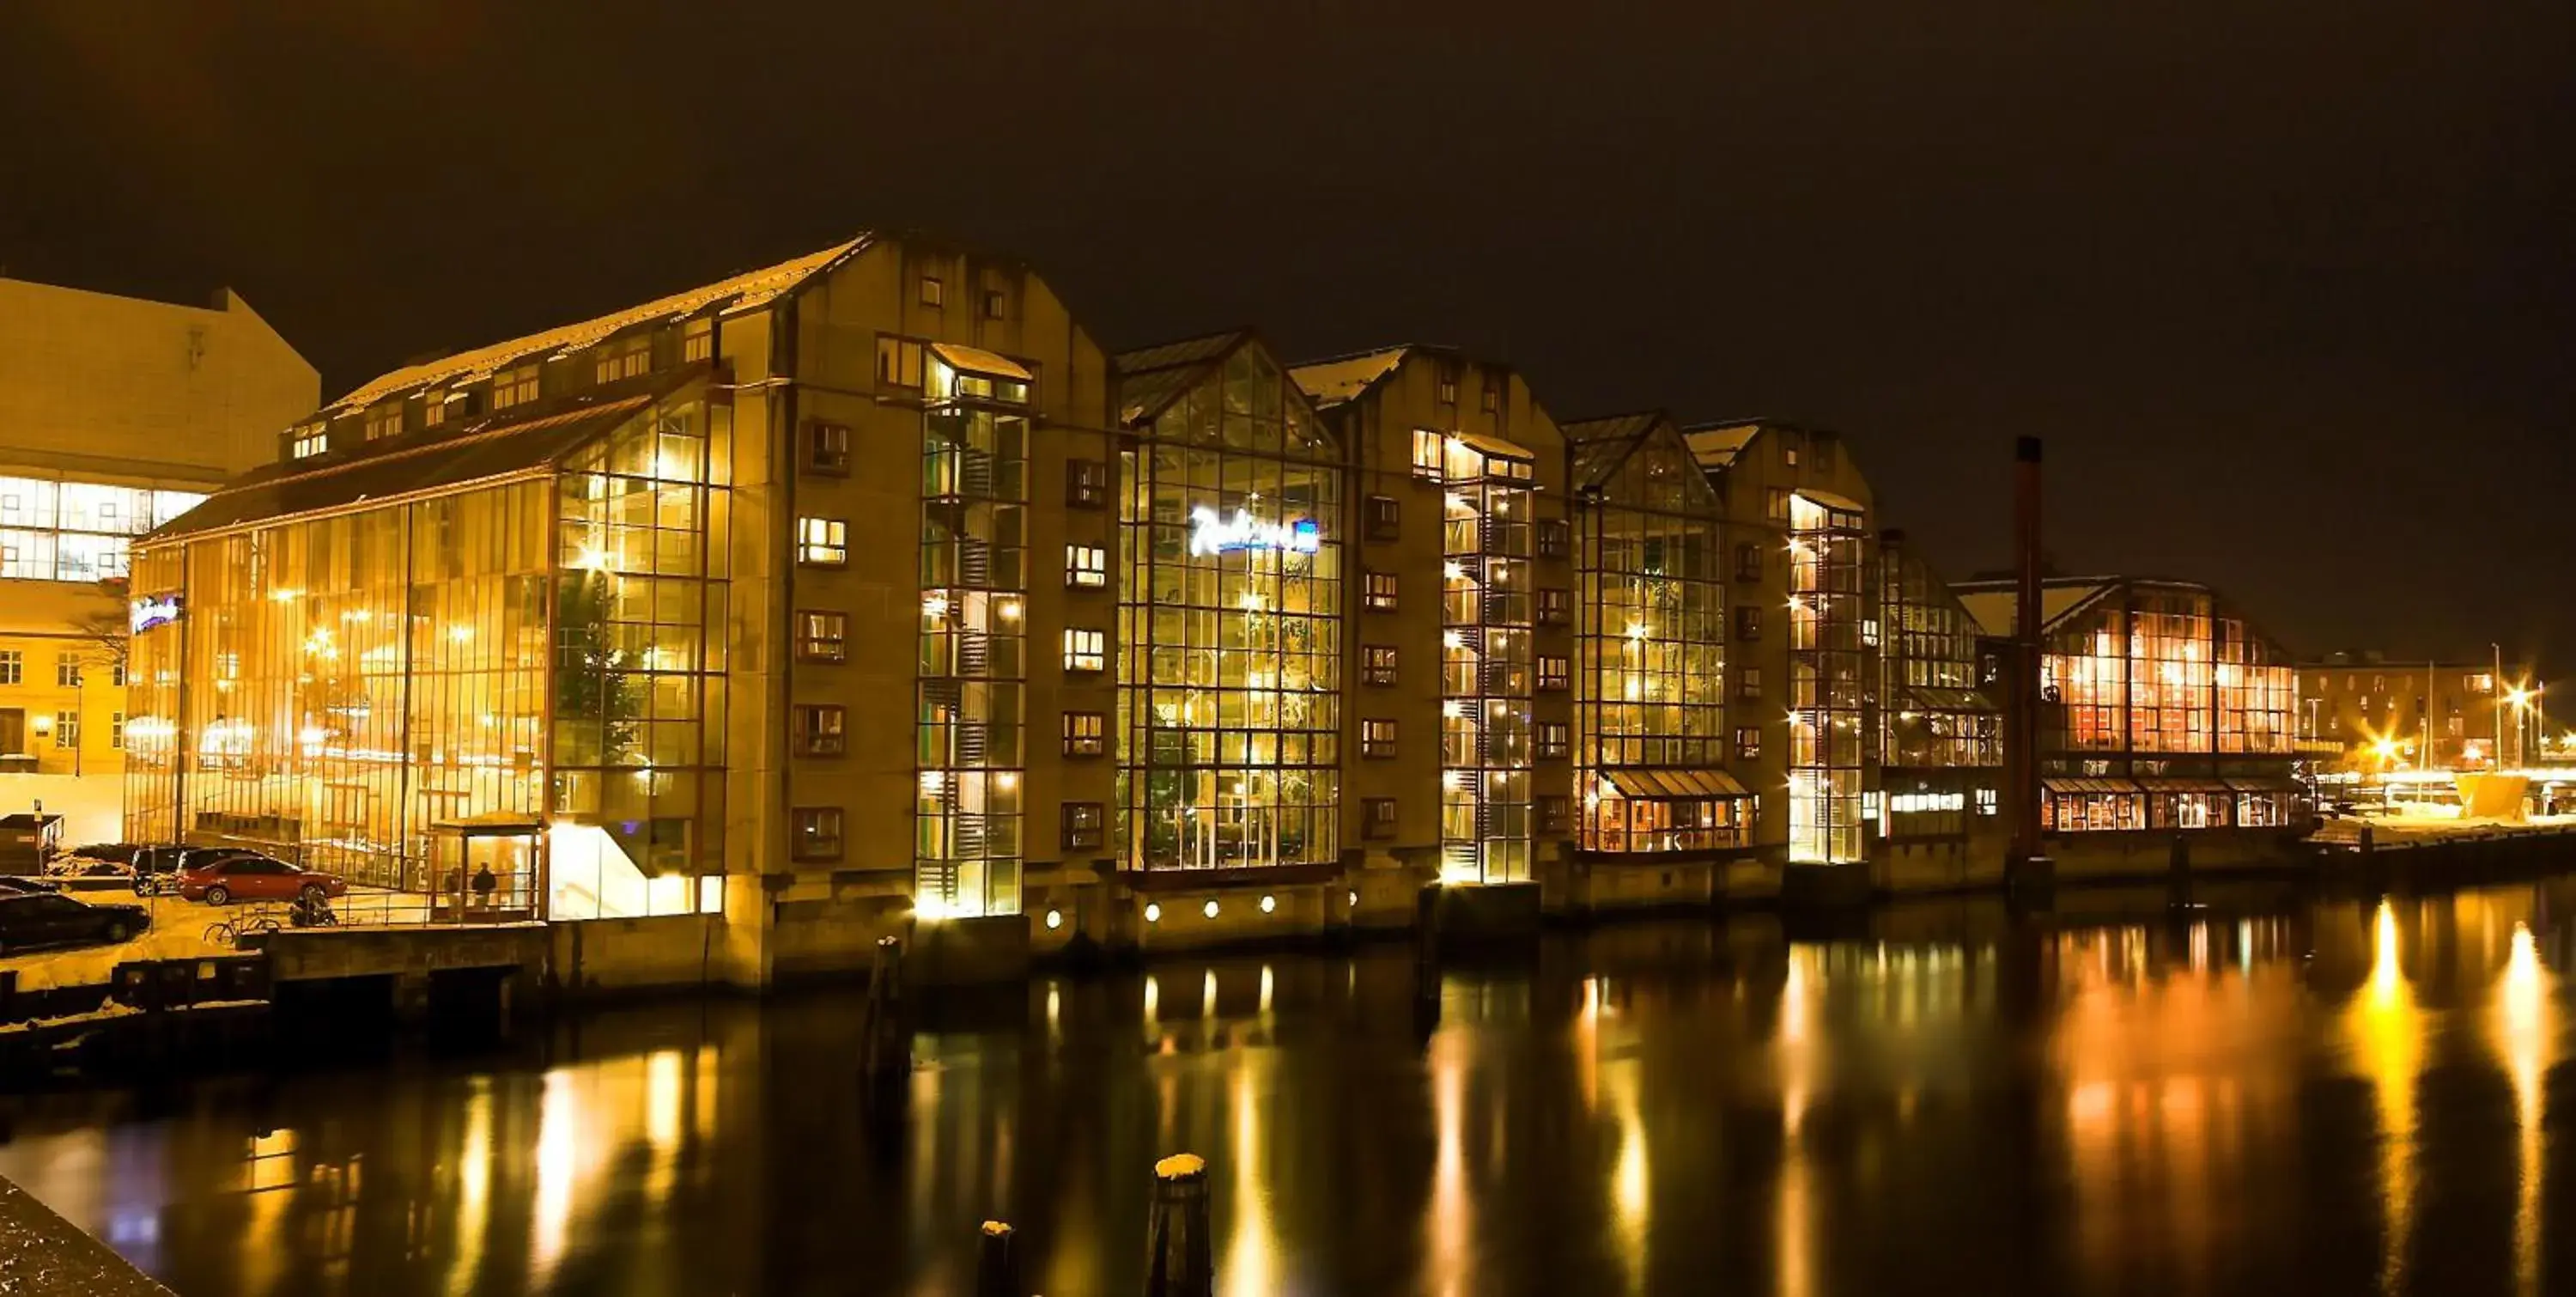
[178,854,347,906]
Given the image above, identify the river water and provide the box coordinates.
[2,880,2572,1297]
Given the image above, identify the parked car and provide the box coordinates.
[178,855,346,906]
[0,892,149,954]
[0,876,63,895]
[131,846,255,896]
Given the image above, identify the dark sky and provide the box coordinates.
[5,1,2571,671]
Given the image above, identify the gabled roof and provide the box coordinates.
[1680,424,1758,470]
[1950,579,2121,639]
[1561,410,1675,492]
[1112,328,1253,426]
[1285,345,1412,410]
[325,234,873,414]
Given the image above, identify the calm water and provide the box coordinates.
[3,880,2573,1297]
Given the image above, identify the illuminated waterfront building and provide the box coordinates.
[1874,531,2004,885]
[2296,650,2539,771]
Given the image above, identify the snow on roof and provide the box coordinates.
[1682,424,1759,469]
[1287,346,1409,409]
[325,234,872,413]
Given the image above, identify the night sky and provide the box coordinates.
[5,2,2569,672]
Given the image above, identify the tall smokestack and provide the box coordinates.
[2008,436,2044,883]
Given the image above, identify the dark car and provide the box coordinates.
[0,877,63,896]
[0,892,149,954]
[179,855,346,906]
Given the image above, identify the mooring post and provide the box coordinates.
[1144,1153,1212,1297]
[861,935,908,1093]
[975,1220,1020,1297]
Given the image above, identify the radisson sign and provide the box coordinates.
[1187,506,1320,557]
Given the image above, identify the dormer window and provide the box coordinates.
[594,336,651,384]
[364,404,404,441]
[683,318,713,363]
[491,364,540,411]
[422,391,449,428]
[291,428,328,460]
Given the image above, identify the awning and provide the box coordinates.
[1450,430,1534,463]
[1602,768,1751,801]
[2043,776,2142,795]
[2134,777,2233,795]
[931,342,1034,382]
[2224,776,2301,794]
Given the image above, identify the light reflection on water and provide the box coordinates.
[0,880,2570,1296]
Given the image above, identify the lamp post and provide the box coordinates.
[2493,643,2505,770]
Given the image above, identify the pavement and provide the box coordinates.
[3,886,445,993]
[0,1175,170,1294]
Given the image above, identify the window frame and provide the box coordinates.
[1066,459,1109,508]
[1735,726,1762,761]
[797,516,848,568]
[1062,710,1106,758]
[1362,718,1398,758]
[792,704,847,758]
[802,420,852,476]
[1361,644,1398,687]
[1063,628,1106,673]
[1066,543,1108,588]
[1364,494,1400,542]
[791,807,846,862]
[1061,801,1105,852]
[1536,721,1570,760]
[1364,570,1398,612]
[794,609,849,663]
[1536,655,1570,691]
[1363,797,1398,839]
[1537,519,1569,559]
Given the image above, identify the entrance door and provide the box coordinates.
[462,833,536,916]
[0,709,22,754]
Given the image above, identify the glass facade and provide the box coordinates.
[1878,539,1999,841]
[0,476,207,582]
[124,391,729,918]
[1568,424,1738,854]
[1117,346,1342,872]
[1787,493,1868,864]
[916,353,1031,918]
[1437,435,1535,884]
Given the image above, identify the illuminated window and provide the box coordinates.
[52,711,77,748]
[1480,385,1500,413]
[1765,489,1790,522]
[364,405,404,441]
[1063,628,1105,673]
[1783,435,1800,468]
[1436,366,1459,405]
[1363,644,1397,686]
[109,712,125,750]
[1536,588,1570,625]
[1365,495,1400,541]
[982,289,1005,320]
[1736,542,1764,582]
[0,651,17,684]
[1362,719,1397,758]
[55,654,79,687]
[876,336,924,388]
[1735,606,1761,641]
[1536,722,1569,760]
[792,807,844,862]
[920,275,945,307]
[1736,667,1762,701]
[1364,798,1397,838]
[1061,802,1105,851]
[795,610,848,663]
[422,393,448,428]
[1412,429,1443,479]
[1364,571,1398,612]
[1066,544,1108,588]
[491,365,539,410]
[803,421,851,476]
[683,318,713,362]
[1062,711,1106,758]
[291,429,329,459]
[797,516,848,567]
[1537,519,1569,559]
[791,704,846,757]
[1537,655,1569,691]
[1067,460,1109,508]
[1735,726,1761,760]
[1537,795,1570,835]
[593,337,651,384]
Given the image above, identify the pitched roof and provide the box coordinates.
[1285,345,1410,410]
[1561,411,1674,492]
[1681,424,1758,470]
[1952,581,2117,638]
[1112,328,1251,426]
[325,234,872,414]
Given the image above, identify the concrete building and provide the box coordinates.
[2297,651,2538,770]
[0,277,316,843]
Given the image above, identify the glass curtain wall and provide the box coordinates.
[1438,437,1534,884]
[1571,431,1731,853]
[0,476,207,582]
[917,356,1030,918]
[1117,349,1341,873]
[2044,605,2129,752]
[1787,493,1868,864]
[2128,588,2213,753]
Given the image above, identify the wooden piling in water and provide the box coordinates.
[975,1220,1020,1297]
[860,935,908,1093]
[1145,1153,1212,1297]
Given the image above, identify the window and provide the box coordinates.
[1976,788,1999,816]
[52,712,77,749]
[422,394,448,429]
[109,712,125,750]
[1062,711,1106,758]
[1735,606,1762,641]
[491,364,539,411]
[1411,429,1443,478]
[1783,436,1801,468]
[795,610,848,663]
[982,289,1005,320]
[1363,644,1398,687]
[1364,571,1399,612]
[55,654,79,687]
[1736,727,1762,761]
[1364,798,1398,839]
[1436,367,1459,404]
[1537,519,1569,559]
[683,318,714,362]
[364,405,404,441]
[1363,719,1397,758]
[1365,495,1400,542]
[791,705,846,757]
[1062,802,1105,851]
[877,336,925,389]
[594,337,651,384]
[803,421,851,475]
[1537,588,1571,626]
[1537,795,1570,836]
[1066,544,1108,588]
[1063,629,1105,673]
[920,275,945,307]
[792,807,845,862]
[797,516,848,567]
[1736,667,1763,702]
[1736,542,1764,582]
[0,650,17,684]
[1479,385,1500,413]
[1536,721,1569,760]
[1537,655,1569,691]
[1066,459,1109,508]
[111,661,125,687]
[1765,488,1790,522]
[291,429,328,460]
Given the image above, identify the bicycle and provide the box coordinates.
[203,908,287,950]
